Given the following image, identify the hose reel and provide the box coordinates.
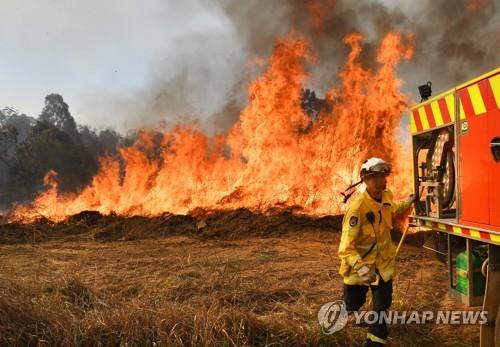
[420,127,456,217]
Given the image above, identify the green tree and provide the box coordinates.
[0,124,18,203]
[39,94,79,140]
[10,121,97,201]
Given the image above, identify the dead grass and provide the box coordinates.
[0,229,480,346]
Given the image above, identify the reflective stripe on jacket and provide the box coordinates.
[338,189,411,285]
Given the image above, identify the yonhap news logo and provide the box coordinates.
[317,300,488,335]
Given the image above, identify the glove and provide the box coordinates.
[357,265,376,284]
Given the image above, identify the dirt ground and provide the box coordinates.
[0,211,481,346]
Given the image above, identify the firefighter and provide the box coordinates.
[338,157,415,346]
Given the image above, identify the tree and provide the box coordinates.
[0,124,18,204]
[1,95,127,205]
[9,121,98,201]
[98,128,122,154]
[0,124,18,165]
[39,94,79,140]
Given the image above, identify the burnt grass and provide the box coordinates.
[0,209,480,346]
[0,208,343,244]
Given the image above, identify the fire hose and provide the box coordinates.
[394,186,425,259]
[481,258,489,278]
[395,224,410,258]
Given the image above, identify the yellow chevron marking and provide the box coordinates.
[467,84,487,115]
[418,107,430,130]
[410,113,417,133]
[431,101,444,126]
[453,226,462,234]
[459,100,466,120]
[445,94,455,121]
[470,230,481,238]
[490,74,500,108]
[491,234,500,244]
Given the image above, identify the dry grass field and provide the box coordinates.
[0,211,481,346]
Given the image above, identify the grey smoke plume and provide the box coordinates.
[79,0,499,133]
[219,0,499,96]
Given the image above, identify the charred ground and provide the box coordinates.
[0,210,479,346]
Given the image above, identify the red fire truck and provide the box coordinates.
[409,67,500,346]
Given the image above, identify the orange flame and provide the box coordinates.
[467,0,491,12]
[304,0,337,35]
[12,31,414,222]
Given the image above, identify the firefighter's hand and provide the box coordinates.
[357,265,376,284]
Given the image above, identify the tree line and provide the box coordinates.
[0,94,132,208]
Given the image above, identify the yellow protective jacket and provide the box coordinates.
[338,189,411,285]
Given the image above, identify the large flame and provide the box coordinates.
[12,32,414,222]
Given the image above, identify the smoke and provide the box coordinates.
[218,0,499,95]
[407,0,499,88]
[76,0,498,133]
[76,1,249,134]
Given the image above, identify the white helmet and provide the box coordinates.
[360,157,391,178]
[341,157,392,203]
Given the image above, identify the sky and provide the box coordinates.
[0,0,498,133]
[0,0,243,130]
